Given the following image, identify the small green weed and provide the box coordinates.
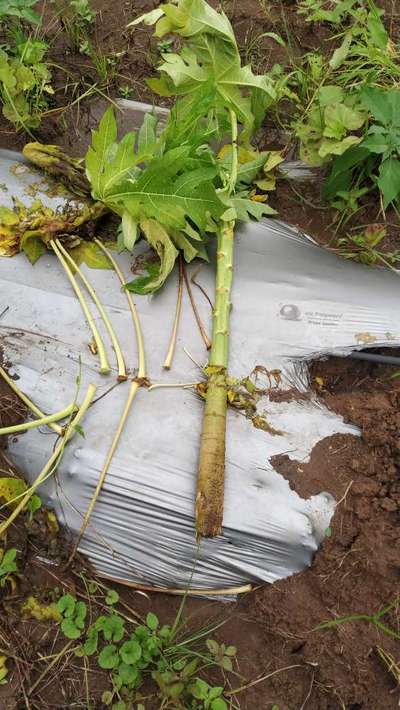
[0,0,53,133]
[57,588,236,709]
[57,0,96,54]
[325,87,400,211]
[0,548,17,587]
[57,593,88,639]
[118,85,131,99]
[315,596,400,640]
[298,0,361,25]
[337,225,400,267]
[0,0,40,25]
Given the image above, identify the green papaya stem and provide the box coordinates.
[228,108,238,194]
[195,108,238,538]
[195,221,234,537]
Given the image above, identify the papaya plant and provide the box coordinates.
[85,0,280,536]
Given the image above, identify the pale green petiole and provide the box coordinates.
[55,239,127,381]
[67,241,146,563]
[51,241,110,375]
[0,366,63,436]
[0,383,97,536]
[0,402,76,436]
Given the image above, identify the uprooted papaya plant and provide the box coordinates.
[84,0,283,536]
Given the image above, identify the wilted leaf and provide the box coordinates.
[21,234,47,264]
[125,220,178,294]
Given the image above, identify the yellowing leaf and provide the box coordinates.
[0,207,19,226]
[21,596,62,622]
[255,176,276,191]
[20,232,47,264]
[0,478,27,508]
[47,511,59,534]
[251,194,267,202]
[318,135,362,159]
[264,151,284,173]
[68,241,113,270]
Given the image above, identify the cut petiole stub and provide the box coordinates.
[0,401,76,436]
[55,239,127,381]
[67,241,147,564]
[0,383,97,537]
[163,257,184,370]
[51,240,110,375]
[0,366,63,436]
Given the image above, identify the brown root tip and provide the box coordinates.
[117,375,128,383]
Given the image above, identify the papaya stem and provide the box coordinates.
[196,108,238,537]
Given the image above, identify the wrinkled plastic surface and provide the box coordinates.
[1,112,400,590]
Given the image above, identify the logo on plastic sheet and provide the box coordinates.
[279,304,302,321]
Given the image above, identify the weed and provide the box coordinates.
[325,87,400,211]
[298,0,361,25]
[89,47,120,84]
[0,548,17,587]
[0,0,40,26]
[0,654,8,685]
[118,85,131,99]
[0,6,53,132]
[55,0,96,54]
[57,588,236,709]
[337,225,400,267]
[315,596,400,640]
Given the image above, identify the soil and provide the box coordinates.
[1,1,400,708]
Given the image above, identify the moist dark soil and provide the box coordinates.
[1,0,400,708]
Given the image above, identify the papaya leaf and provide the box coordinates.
[20,231,47,264]
[125,220,178,294]
[86,107,117,198]
[107,148,222,233]
[68,241,113,270]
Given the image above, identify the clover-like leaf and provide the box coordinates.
[105,590,119,606]
[146,612,159,631]
[61,618,81,639]
[120,639,142,665]
[98,644,120,669]
[117,662,140,686]
[102,614,125,642]
[57,594,76,618]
